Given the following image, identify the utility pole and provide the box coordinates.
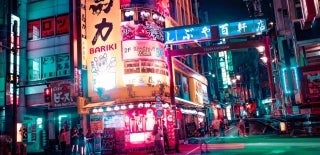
[12,20,18,155]
[263,36,276,115]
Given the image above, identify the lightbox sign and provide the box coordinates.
[122,40,165,60]
[84,0,122,97]
[164,19,266,44]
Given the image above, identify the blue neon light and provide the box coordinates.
[281,67,300,94]
[164,19,267,44]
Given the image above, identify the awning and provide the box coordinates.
[175,97,204,108]
[84,101,115,108]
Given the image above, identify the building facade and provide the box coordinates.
[273,0,320,115]
[0,0,207,153]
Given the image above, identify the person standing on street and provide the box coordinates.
[59,128,67,155]
[219,118,226,137]
[212,119,220,137]
[152,123,165,155]
[238,117,247,137]
[86,129,94,155]
[162,120,169,150]
[71,127,79,154]
[198,122,209,154]
[78,128,85,155]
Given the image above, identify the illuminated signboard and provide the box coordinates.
[120,0,156,9]
[85,0,122,97]
[121,21,164,42]
[122,40,164,60]
[164,19,267,44]
[120,0,170,17]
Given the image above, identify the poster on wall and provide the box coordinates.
[126,108,156,132]
[103,114,125,129]
[181,75,190,100]
[90,115,103,133]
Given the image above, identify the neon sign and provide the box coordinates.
[164,19,267,44]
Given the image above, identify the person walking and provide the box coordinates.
[219,118,226,137]
[238,117,246,137]
[86,129,94,155]
[162,121,169,151]
[198,122,209,154]
[78,128,85,155]
[59,128,67,155]
[212,119,220,137]
[152,123,165,155]
[71,127,79,154]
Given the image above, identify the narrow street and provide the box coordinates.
[174,125,320,155]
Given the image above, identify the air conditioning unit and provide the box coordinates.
[294,0,319,29]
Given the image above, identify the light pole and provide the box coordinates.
[262,36,276,115]
[166,47,180,153]
[0,20,19,155]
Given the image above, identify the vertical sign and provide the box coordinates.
[7,14,20,105]
[85,0,123,98]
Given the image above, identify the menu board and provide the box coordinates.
[115,130,125,154]
[101,128,115,155]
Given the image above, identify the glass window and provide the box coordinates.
[27,58,41,81]
[42,56,56,79]
[56,54,70,77]
[27,20,41,40]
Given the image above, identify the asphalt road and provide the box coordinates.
[176,135,320,155]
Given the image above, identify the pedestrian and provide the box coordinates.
[223,117,229,135]
[238,117,246,137]
[78,128,85,155]
[86,129,94,155]
[71,127,79,154]
[152,123,165,155]
[198,122,209,154]
[219,118,226,137]
[244,116,250,135]
[162,120,169,150]
[212,119,220,137]
[59,128,67,155]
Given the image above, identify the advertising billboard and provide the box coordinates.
[120,0,170,17]
[122,40,164,60]
[121,21,164,42]
[84,0,122,98]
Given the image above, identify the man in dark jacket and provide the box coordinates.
[198,122,209,154]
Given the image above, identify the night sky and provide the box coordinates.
[198,0,274,25]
